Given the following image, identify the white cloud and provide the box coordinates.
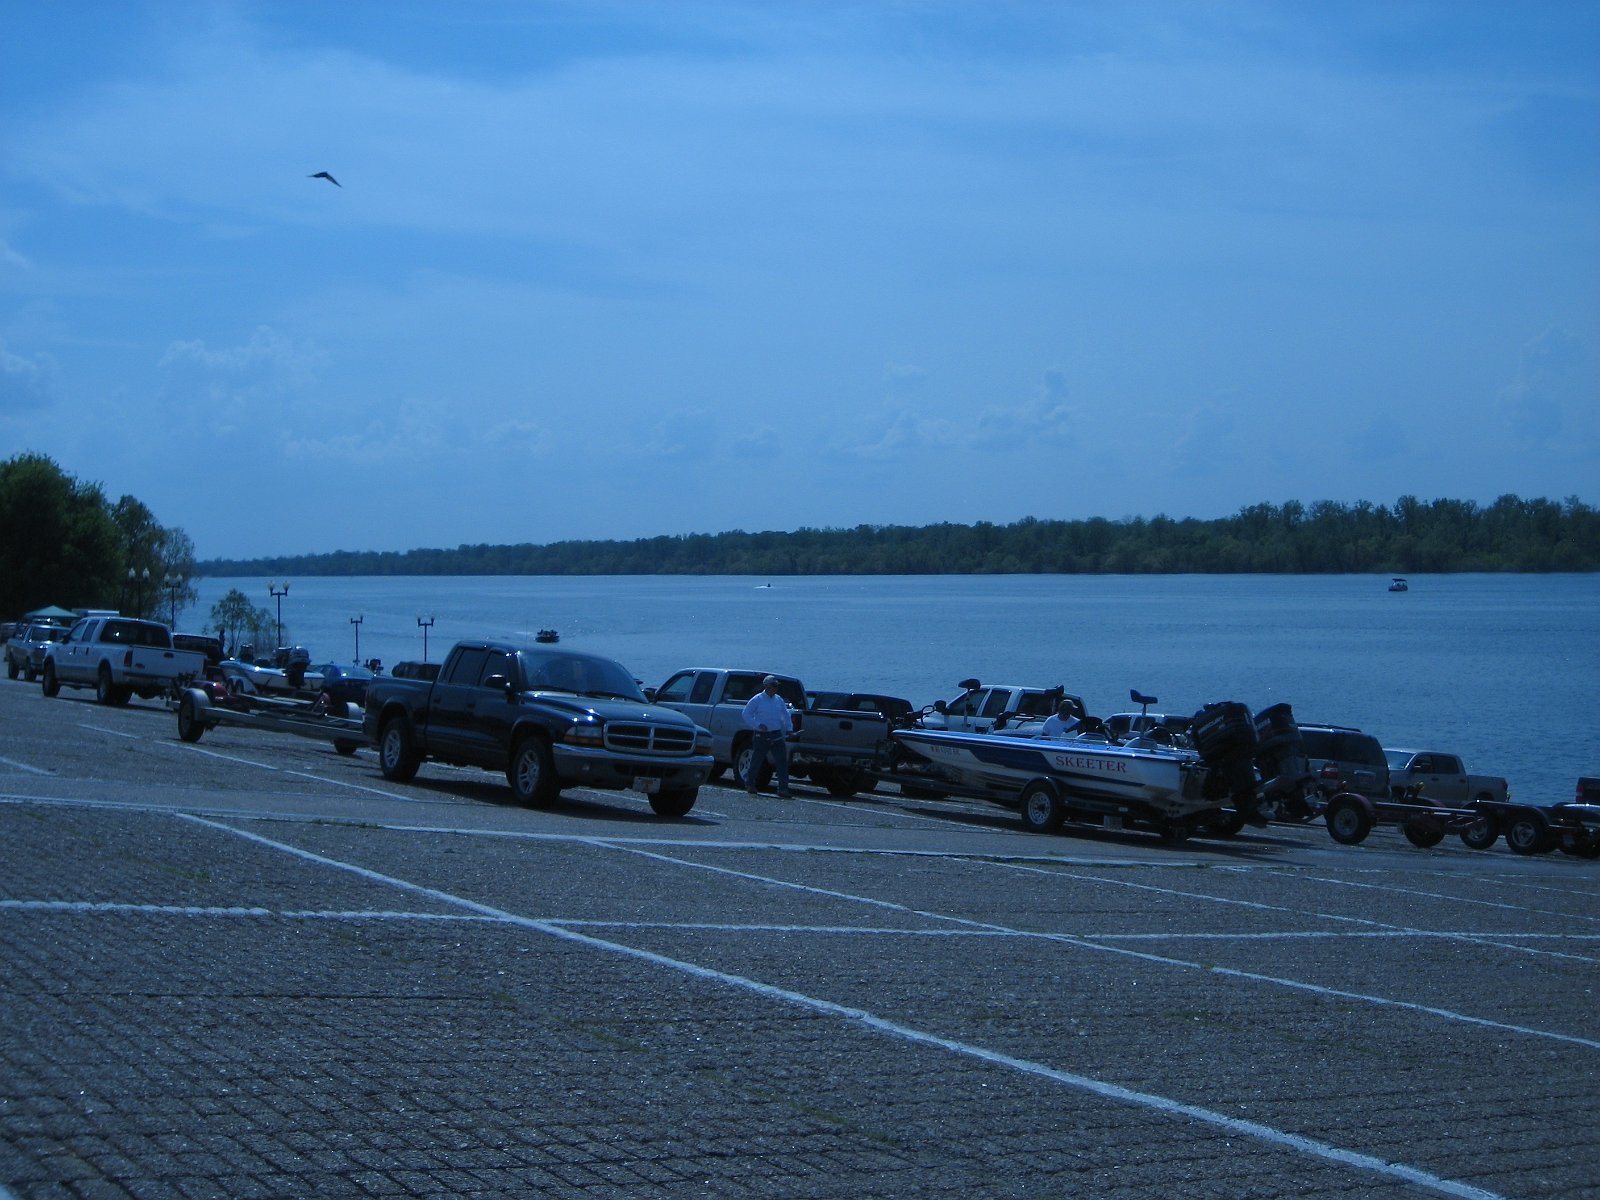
[0,340,55,412]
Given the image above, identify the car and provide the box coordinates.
[6,622,70,682]
[1298,723,1390,800]
[310,662,375,708]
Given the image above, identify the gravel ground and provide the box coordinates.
[1,677,1595,1199]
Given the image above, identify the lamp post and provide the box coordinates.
[163,574,182,628]
[268,581,289,649]
[417,614,435,662]
[350,614,363,664]
[127,567,151,617]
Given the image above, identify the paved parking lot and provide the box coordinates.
[1,678,1596,1198]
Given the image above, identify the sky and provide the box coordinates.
[2,1,1596,561]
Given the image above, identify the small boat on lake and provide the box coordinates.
[535,629,560,644]
[1389,577,1409,592]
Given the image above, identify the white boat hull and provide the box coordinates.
[891,727,1215,817]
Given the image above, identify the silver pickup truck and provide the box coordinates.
[646,667,807,782]
[41,616,208,705]
[1384,748,1510,804]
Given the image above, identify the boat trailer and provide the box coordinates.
[172,680,366,755]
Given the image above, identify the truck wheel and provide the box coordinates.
[177,693,206,743]
[5,658,16,680]
[333,740,362,756]
[649,786,698,817]
[378,717,422,782]
[24,665,37,682]
[1019,780,1064,834]
[1324,795,1373,845]
[96,665,118,706]
[1505,811,1551,856]
[509,737,559,808]
[41,662,60,698]
[1207,810,1247,838]
[733,740,771,791]
[1563,833,1600,860]
[1402,822,1445,848]
[1459,817,1498,851]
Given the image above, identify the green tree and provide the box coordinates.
[0,453,122,617]
[208,588,279,659]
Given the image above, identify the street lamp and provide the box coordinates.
[163,574,182,628]
[350,614,363,664]
[268,581,289,649]
[127,567,151,616]
[417,614,435,662]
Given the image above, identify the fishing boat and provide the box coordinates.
[893,726,1206,807]
[1389,577,1409,592]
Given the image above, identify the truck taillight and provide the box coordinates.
[1319,763,1341,779]
[124,650,134,668]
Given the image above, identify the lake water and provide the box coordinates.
[191,573,1599,805]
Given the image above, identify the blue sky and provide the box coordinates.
[2,1,1595,560]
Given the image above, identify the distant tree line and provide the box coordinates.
[0,453,199,622]
[201,495,1599,577]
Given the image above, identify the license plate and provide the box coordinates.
[633,776,661,794]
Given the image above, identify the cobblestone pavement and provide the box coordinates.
[1,678,1596,1198]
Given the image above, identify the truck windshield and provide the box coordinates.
[519,650,644,701]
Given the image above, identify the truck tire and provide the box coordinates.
[1505,810,1551,856]
[96,664,129,706]
[378,716,422,782]
[177,693,206,743]
[733,739,771,791]
[1402,822,1445,848]
[1459,817,1498,851]
[5,658,16,680]
[509,736,559,808]
[41,662,60,698]
[1324,794,1373,845]
[333,740,362,756]
[1019,779,1065,834]
[649,786,698,817]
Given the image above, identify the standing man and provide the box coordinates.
[741,675,795,798]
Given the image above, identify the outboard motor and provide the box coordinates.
[1253,703,1315,819]
[1191,701,1265,821]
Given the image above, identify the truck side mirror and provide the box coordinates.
[642,686,657,701]
[483,673,517,697]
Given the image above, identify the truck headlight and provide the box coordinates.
[565,719,604,748]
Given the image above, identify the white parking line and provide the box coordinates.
[607,842,1600,1049]
[997,861,1600,964]
[0,756,49,775]
[177,812,1506,1200]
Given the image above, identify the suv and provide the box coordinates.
[1298,723,1389,800]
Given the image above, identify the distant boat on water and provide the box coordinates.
[1389,577,1409,592]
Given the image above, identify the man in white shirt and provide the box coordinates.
[1040,701,1081,739]
[741,675,795,798]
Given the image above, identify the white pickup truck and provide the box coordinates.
[917,679,1085,735]
[41,616,208,706]
[1384,748,1510,805]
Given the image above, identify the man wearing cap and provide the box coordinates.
[740,675,795,798]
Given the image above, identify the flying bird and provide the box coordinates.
[308,171,340,187]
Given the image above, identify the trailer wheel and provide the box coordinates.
[1206,810,1247,838]
[333,740,362,756]
[378,716,422,782]
[649,786,698,817]
[177,693,206,743]
[1505,811,1551,856]
[1019,780,1065,834]
[1459,817,1499,851]
[509,736,559,808]
[1325,795,1373,845]
[1402,822,1444,848]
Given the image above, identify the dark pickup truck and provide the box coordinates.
[363,640,714,816]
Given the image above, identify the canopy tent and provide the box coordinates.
[24,605,78,621]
